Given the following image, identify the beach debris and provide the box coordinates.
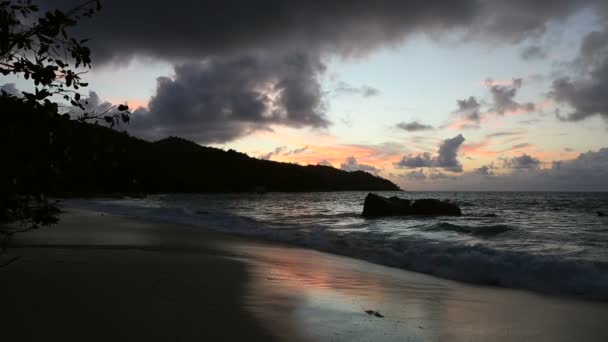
[364,309,385,318]
[362,193,462,217]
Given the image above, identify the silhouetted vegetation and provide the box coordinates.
[1,0,129,230]
[21,119,399,195]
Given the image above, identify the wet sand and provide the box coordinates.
[2,209,608,341]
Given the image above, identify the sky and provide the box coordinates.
[4,0,608,191]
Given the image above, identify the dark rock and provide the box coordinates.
[599,211,606,217]
[362,193,411,217]
[364,309,385,318]
[362,193,461,217]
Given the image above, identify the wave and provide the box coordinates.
[423,222,514,236]
[63,199,608,301]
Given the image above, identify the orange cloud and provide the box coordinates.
[272,143,404,170]
[107,97,149,110]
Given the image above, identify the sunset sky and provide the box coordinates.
[4,1,608,190]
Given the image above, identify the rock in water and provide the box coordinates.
[362,193,461,217]
[361,193,398,217]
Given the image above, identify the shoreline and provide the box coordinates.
[2,208,608,341]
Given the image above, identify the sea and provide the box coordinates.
[64,191,608,300]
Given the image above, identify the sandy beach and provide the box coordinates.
[2,208,608,341]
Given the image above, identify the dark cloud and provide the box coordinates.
[500,143,531,153]
[396,152,434,168]
[41,0,600,64]
[285,146,309,155]
[334,82,379,98]
[564,147,574,152]
[429,171,454,180]
[550,30,608,123]
[406,169,427,181]
[396,134,465,172]
[399,148,608,191]
[317,160,334,167]
[474,165,494,176]
[485,131,522,138]
[435,134,466,172]
[456,96,481,122]
[548,148,608,185]
[396,121,434,132]
[128,54,328,143]
[40,0,604,141]
[465,0,595,43]
[503,154,541,169]
[45,0,481,63]
[521,45,547,60]
[259,146,287,160]
[488,78,535,114]
[340,156,378,174]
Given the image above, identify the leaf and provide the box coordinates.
[117,104,129,111]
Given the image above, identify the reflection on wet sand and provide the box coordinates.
[231,242,608,342]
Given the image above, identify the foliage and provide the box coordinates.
[0,0,130,237]
[0,0,130,126]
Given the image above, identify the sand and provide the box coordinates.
[2,209,608,341]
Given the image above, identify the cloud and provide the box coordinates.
[259,146,287,160]
[285,146,309,155]
[488,78,535,114]
[549,30,608,123]
[435,134,466,172]
[317,160,334,167]
[334,82,379,98]
[128,54,329,143]
[396,152,434,168]
[521,45,547,60]
[547,148,608,187]
[429,171,453,180]
[415,148,608,191]
[485,131,522,138]
[0,83,20,96]
[519,118,541,125]
[40,0,606,142]
[456,96,482,122]
[474,165,494,176]
[396,121,434,132]
[340,156,378,174]
[503,154,541,169]
[78,91,114,113]
[406,169,426,181]
[511,143,531,149]
[47,0,600,64]
[396,134,465,172]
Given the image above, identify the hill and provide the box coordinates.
[5,115,400,196]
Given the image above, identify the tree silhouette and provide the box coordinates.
[0,0,129,248]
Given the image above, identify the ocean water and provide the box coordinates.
[64,191,608,300]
